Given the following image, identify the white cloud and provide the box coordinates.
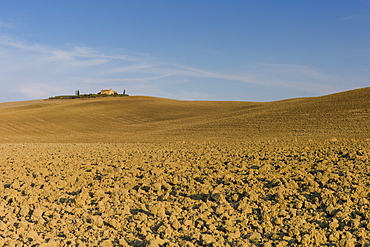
[0,37,48,53]
[49,50,75,61]
[0,35,360,102]
[343,14,370,21]
[83,75,171,84]
[238,63,344,95]
[113,64,156,73]
[0,37,134,63]
[143,64,257,85]
[144,63,343,95]
[0,20,15,29]
[18,83,63,99]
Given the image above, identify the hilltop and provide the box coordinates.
[0,87,368,143]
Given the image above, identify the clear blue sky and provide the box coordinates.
[0,1,369,102]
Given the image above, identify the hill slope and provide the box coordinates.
[0,87,369,142]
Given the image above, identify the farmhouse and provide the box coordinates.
[98,89,118,95]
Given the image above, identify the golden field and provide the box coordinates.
[0,87,369,143]
[0,87,369,246]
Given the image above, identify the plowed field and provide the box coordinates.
[1,140,369,246]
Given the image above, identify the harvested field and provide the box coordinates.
[0,87,369,142]
[0,87,369,246]
[0,140,369,246]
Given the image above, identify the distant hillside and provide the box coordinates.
[0,87,368,142]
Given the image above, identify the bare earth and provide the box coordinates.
[0,88,369,246]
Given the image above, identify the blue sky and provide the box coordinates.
[0,1,369,102]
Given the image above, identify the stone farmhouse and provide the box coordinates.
[98,89,118,95]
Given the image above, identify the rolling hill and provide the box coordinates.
[0,87,369,142]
